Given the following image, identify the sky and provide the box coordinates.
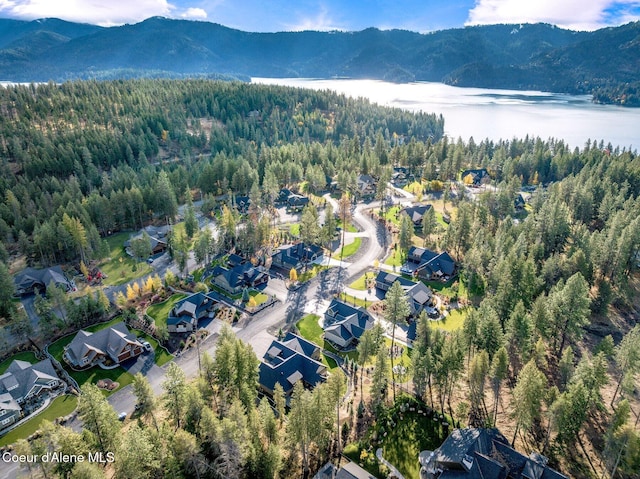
[0,0,638,32]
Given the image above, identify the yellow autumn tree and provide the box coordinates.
[133,282,142,297]
[144,276,155,294]
[289,268,298,282]
[152,274,163,292]
[248,296,257,308]
[126,284,136,301]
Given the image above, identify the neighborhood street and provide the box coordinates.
[1,192,397,479]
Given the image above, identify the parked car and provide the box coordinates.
[141,340,152,352]
[118,412,127,421]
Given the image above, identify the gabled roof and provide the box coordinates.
[430,428,568,479]
[402,204,433,224]
[0,358,60,402]
[259,335,327,394]
[168,292,218,326]
[0,392,20,412]
[14,266,72,292]
[375,271,416,289]
[418,251,456,277]
[282,332,320,358]
[65,321,141,366]
[324,298,374,345]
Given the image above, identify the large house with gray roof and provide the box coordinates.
[167,292,219,334]
[323,298,374,350]
[400,204,433,226]
[258,332,327,398]
[0,358,62,431]
[64,321,143,369]
[271,243,324,272]
[402,247,456,282]
[420,428,567,479]
[14,266,75,296]
[375,271,436,318]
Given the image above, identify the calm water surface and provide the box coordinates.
[253,78,639,151]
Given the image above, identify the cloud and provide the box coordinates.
[180,7,207,20]
[285,5,344,31]
[0,0,210,26]
[466,0,640,30]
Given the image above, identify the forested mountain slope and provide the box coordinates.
[0,17,638,104]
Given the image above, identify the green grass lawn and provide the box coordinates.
[0,395,78,447]
[429,307,468,332]
[295,314,339,370]
[349,272,376,291]
[249,290,269,306]
[100,232,153,286]
[338,237,362,259]
[381,401,449,479]
[336,219,357,233]
[48,318,137,395]
[383,249,404,267]
[289,223,301,237]
[146,293,188,328]
[339,292,370,309]
[0,351,37,374]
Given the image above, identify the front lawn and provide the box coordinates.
[383,249,404,267]
[349,272,376,291]
[0,351,37,374]
[429,307,468,332]
[100,232,153,286]
[0,395,78,447]
[48,319,136,395]
[339,292,370,309]
[146,293,188,328]
[133,330,173,366]
[295,314,339,370]
[339,237,362,259]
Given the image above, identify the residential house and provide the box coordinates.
[420,428,568,479]
[0,358,62,431]
[14,266,75,296]
[258,332,327,398]
[403,247,456,282]
[391,166,410,187]
[64,321,144,369]
[314,460,376,479]
[124,226,169,257]
[276,189,310,211]
[400,204,433,226]
[323,298,374,349]
[271,243,324,272]
[167,292,219,334]
[356,174,377,200]
[375,271,435,318]
[234,195,251,214]
[460,168,490,187]
[515,193,526,211]
[211,262,268,295]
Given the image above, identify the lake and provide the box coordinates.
[252,78,640,151]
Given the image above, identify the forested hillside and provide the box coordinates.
[0,79,638,478]
[0,18,639,105]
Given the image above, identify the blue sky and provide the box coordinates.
[0,0,638,32]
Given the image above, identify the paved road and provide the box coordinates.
[1,196,392,479]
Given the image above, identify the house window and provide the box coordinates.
[2,417,14,425]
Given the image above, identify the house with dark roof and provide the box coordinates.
[211,262,269,295]
[258,332,327,398]
[124,228,168,257]
[375,271,436,318]
[392,167,410,187]
[402,247,456,282]
[271,243,324,272]
[167,292,219,334]
[400,204,433,226]
[357,174,377,200]
[460,168,490,186]
[234,195,251,213]
[323,298,374,349]
[515,193,526,211]
[314,460,376,479]
[14,266,75,296]
[64,321,143,369]
[420,428,568,479]
[0,358,62,431]
[276,189,310,211]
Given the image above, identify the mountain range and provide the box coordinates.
[0,17,639,105]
